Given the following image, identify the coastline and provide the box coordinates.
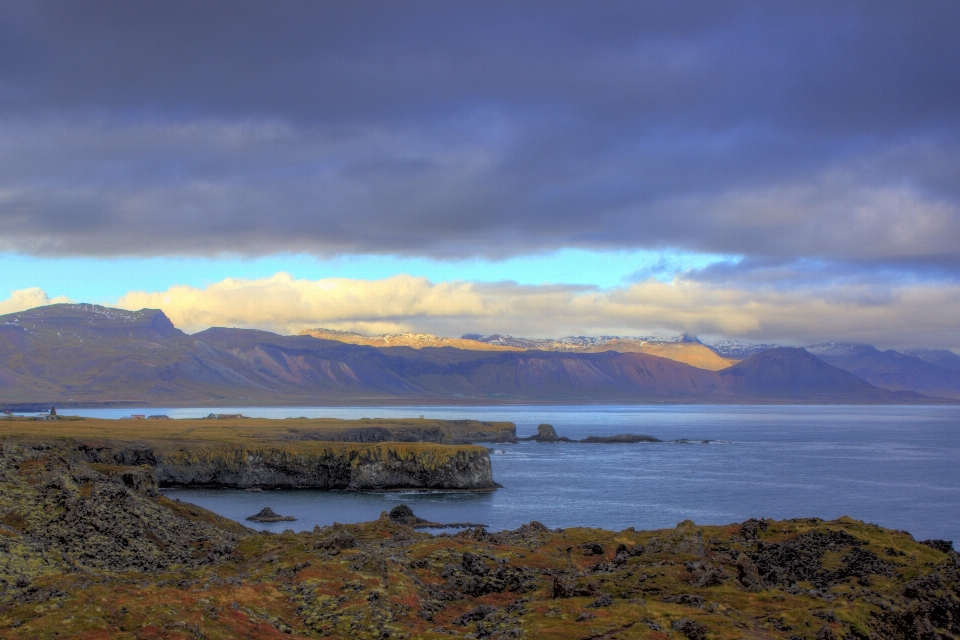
[1,440,956,640]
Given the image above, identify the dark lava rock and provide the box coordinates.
[588,593,613,608]
[749,529,875,587]
[0,443,240,573]
[443,552,537,596]
[920,539,954,553]
[387,503,486,530]
[662,594,705,608]
[686,561,724,587]
[388,504,419,525]
[461,552,490,576]
[672,618,707,640]
[314,528,357,551]
[736,553,764,591]
[520,424,573,442]
[453,605,496,625]
[816,625,837,640]
[580,542,604,556]
[576,611,596,621]
[247,507,296,523]
[534,424,559,441]
[739,518,769,540]
[552,578,598,598]
[580,434,661,443]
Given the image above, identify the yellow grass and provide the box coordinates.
[0,416,509,448]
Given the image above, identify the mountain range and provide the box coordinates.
[0,304,955,406]
[805,343,960,400]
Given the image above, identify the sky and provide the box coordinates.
[1,1,959,349]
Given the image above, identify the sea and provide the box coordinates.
[59,404,960,542]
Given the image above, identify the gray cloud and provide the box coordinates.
[1,1,959,269]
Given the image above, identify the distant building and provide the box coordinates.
[120,414,146,420]
[147,415,170,420]
[206,413,244,419]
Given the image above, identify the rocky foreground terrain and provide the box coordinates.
[1,441,959,639]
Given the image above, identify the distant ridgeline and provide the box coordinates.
[0,303,958,405]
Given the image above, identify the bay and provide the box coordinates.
[62,404,960,541]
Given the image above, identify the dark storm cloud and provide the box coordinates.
[1,0,959,267]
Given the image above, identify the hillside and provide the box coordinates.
[807,343,960,400]
[307,329,738,371]
[198,326,728,402]
[0,304,950,405]
[586,340,739,371]
[904,347,960,372]
[0,304,297,404]
[717,347,921,401]
[300,328,521,351]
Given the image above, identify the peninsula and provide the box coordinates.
[0,416,510,492]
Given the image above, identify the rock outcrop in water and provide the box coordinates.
[519,424,573,442]
[247,507,295,522]
[520,424,661,443]
[386,503,486,529]
[580,434,661,443]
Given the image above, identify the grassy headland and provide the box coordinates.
[0,416,516,445]
[0,416,512,491]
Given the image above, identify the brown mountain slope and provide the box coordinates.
[0,304,288,403]
[199,329,727,401]
[306,330,736,371]
[586,340,739,371]
[300,328,521,351]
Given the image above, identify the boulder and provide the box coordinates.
[246,507,296,523]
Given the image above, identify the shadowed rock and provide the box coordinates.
[247,507,296,523]
[519,424,572,442]
[387,504,485,530]
[581,434,661,443]
[522,424,660,443]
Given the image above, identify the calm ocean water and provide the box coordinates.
[62,405,960,541]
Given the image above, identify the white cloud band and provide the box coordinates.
[3,273,958,350]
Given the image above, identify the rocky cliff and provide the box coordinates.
[83,441,498,491]
[0,443,244,577]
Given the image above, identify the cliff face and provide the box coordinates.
[0,443,243,576]
[8,418,503,492]
[141,443,497,491]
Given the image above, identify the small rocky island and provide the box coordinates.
[247,507,296,523]
[387,503,486,530]
[521,423,662,443]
